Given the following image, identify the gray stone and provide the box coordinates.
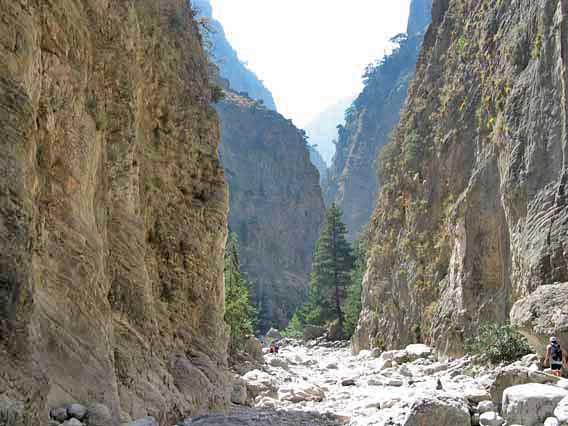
[128,417,157,426]
[554,395,568,423]
[84,404,111,426]
[62,419,83,426]
[544,417,560,426]
[479,412,505,426]
[402,395,471,426]
[231,378,248,406]
[50,406,69,422]
[67,404,87,420]
[243,336,264,364]
[478,400,497,414]
[341,379,356,386]
[303,325,326,341]
[511,284,568,354]
[188,415,248,425]
[0,399,22,426]
[502,384,568,426]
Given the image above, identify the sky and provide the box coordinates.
[209,0,412,128]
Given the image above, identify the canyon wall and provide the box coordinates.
[217,93,325,332]
[0,1,229,424]
[325,0,432,240]
[355,0,568,356]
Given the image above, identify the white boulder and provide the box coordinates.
[402,394,471,426]
[479,412,505,426]
[502,384,568,426]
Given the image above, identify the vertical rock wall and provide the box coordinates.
[325,0,432,240]
[217,92,325,332]
[0,1,229,424]
[355,0,568,356]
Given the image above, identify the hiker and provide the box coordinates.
[544,336,567,376]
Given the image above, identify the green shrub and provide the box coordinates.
[465,322,531,364]
[282,311,304,339]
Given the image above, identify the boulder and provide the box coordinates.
[544,417,560,426]
[188,415,248,425]
[265,328,282,341]
[50,406,69,422]
[243,336,264,364]
[405,344,432,360]
[84,404,112,426]
[502,384,568,426]
[381,350,409,364]
[278,383,325,403]
[242,370,278,399]
[510,283,568,354]
[402,395,471,426]
[554,395,568,422]
[489,366,558,406]
[341,379,356,386]
[479,412,505,426]
[268,357,289,369]
[303,325,326,341]
[128,417,157,426]
[62,419,83,426]
[67,404,87,420]
[464,387,491,404]
[327,319,345,341]
[478,400,497,414]
[0,399,21,426]
[231,378,248,405]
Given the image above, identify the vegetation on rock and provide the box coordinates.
[224,234,257,353]
[465,323,531,364]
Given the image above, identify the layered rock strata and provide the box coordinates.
[355,0,568,355]
[1,1,229,423]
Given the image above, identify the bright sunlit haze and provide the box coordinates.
[210,0,412,127]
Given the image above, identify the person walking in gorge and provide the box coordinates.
[544,336,567,377]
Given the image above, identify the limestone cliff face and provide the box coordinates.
[354,0,568,356]
[325,0,432,240]
[0,1,229,424]
[217,93,325,332]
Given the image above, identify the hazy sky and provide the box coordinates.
[209,0,412,128]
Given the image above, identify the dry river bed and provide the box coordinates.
[199,339,568,426]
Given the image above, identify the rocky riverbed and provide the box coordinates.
[215,339,568,426]
[43,339,568,426]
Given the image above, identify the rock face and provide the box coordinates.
[325,0,432,240]
[510,283,568,354]
[193,0,276,110]
[1,1,229,423]
[354,0,568,355]
[217,92,325,331]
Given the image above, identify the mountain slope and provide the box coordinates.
[354,0,568,356]
[325,0,432,240]
[193,0,277,110]
[217,93,325,332]
[0,1,229,423]
[305,97,354,166]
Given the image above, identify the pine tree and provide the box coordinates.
[344,240,366,337]
[224,233,256,352]
[308,204,354,327]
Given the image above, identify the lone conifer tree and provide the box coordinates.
[224,233,256,352]
[309,204,353,326]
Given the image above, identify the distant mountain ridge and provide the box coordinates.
[193,0,277,110]
[325,0,432,240]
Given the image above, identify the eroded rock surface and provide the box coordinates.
[355,0,568,355]
[0,1,229,423]
[217,92,324,331]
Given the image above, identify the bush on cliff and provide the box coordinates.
[465,322,531,364]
